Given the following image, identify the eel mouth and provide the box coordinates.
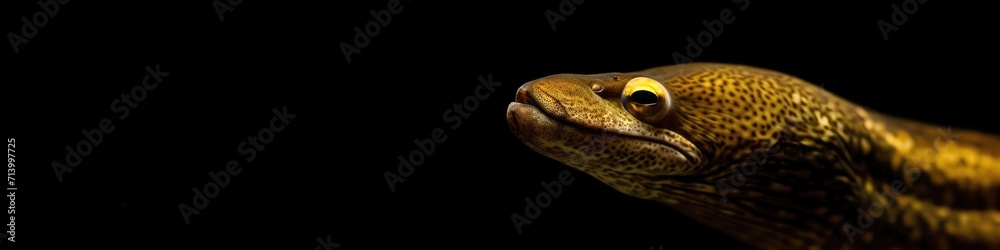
[506,82,702,167]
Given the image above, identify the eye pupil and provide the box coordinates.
[630,90,658,105]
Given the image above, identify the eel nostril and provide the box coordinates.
[515,83,536,106]
[591,84,604,93]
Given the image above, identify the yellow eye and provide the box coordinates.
[621,77,671,124]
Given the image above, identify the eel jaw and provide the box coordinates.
[507,99,702,176]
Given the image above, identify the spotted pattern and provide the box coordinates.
[506,63,1000,249]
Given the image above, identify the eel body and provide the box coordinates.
[505,63,1000,249]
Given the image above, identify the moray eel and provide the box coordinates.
[506,63,1000,249]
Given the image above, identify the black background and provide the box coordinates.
[4,0,996,249]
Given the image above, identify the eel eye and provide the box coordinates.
[630,90,657,105]
[622,77,672,124]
